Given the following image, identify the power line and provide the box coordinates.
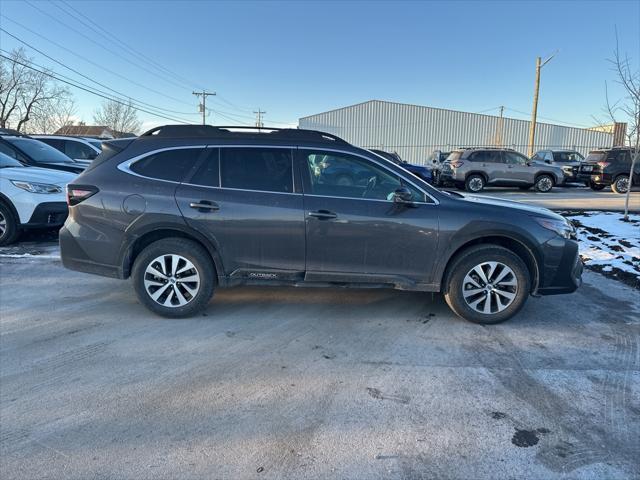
[254,109,266,128]
[0,14,196,109]
[193,90,216,125]
[57,0,202,91]
[0,28,199,118]
[24,0,195,93]
[0,52,192,125]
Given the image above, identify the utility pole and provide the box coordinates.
[495,105,505,147]
[253,109,266,128]
[528,53,556,157]
[192,90,216,125]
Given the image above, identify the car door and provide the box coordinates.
[175,146,306,281]
[471,150,502,184]
[298,149,439,287]
[503,151,533,184]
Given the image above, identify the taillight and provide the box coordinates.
[67,184,99,206]
[450,160,464,168]
[597,161,610,169]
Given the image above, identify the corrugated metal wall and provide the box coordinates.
[299,100,614,165]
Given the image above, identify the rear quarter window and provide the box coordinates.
[130,148,204,182]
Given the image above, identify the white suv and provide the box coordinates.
[0,152,75,245]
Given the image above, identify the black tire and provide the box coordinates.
[465,174,485,193]
[132,238,215,318]
[443,245,531,324]
[0,202,20,246]
[534,174,554,193]
[589,182,606,191]
[610,175,629,194]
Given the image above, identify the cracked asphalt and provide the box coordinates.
[1,257,639,479]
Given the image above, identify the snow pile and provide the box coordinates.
[564,211,640,287]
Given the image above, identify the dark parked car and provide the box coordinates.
[369,149,433,183]
[33,135,101,168]
[578,147,639,194]
[60,125,582,324]
[0,130,84,174]
[530,149,584,184]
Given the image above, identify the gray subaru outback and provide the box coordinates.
[440,148,565,193]
[60,126,582,324]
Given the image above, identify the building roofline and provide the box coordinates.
[299,99,606,134]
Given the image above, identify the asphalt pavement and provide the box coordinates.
[1,257,638,479]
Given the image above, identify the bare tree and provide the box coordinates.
[27,96,77,134]
[93,99,141,135]
[0,48,72,132]
[607,32,640,220]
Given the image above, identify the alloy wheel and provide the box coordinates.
[469,177,484,192]
[615,177,629,193]
[143,254,200,308]
[537,176,553,192]
[0,211,6,238]
[462,261,518,314]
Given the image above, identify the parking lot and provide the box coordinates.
[1,249,639,479]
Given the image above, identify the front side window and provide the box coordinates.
[65,141,98,160]
[220,147,293,193]
[554,151,583,162]
[303,150,426,202]
[503,152,528,165]
[130,148,204,182]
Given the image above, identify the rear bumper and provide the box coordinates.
[59,224,124,279]
[23,202,68,229]
[536,238,582,295]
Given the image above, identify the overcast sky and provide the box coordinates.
[1,0,639,131]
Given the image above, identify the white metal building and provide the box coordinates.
[299,100,614,165]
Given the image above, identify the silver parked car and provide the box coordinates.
[530,149,584,184]
[439,148,565,193]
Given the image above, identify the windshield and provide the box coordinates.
[0,151,24,168]
[5,138,75,164]
[585,151,606,163]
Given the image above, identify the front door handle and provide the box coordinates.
[189,201,220,212]
[308,210,337,219]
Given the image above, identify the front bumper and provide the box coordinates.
[23,202,68,229]
[536,237,582,295]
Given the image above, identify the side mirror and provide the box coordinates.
[392,187,415,205]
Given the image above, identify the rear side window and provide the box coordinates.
[65,140,98,160]
[130,148,203,182]
[188,149,220,187]
[220,147,293,193]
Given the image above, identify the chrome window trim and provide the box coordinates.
[117,145,209,184]
[298,146,440,205]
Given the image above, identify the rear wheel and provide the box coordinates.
[465,174,485,193]
[534,174,554,193]
[590,182,606,191]
[132,238,215,318]
[444,245,530,324]
[611,175,629,194]
[0,202,20,246]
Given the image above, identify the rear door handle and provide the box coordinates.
[189,201,220,211]
[308,210,337,219]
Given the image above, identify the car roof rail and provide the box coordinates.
[140,124,349,145]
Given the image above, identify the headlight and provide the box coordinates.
[534,217,575,239]
[10,180,62,194]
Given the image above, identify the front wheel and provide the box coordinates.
[611,175,629,194]
[0,202,20,246]
[132,238,215,318]
[444,245,531,324]
[534,174,554,193]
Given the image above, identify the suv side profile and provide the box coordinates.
[578,148,639,194]
[60,126,582,324]
[439,148,565,193]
